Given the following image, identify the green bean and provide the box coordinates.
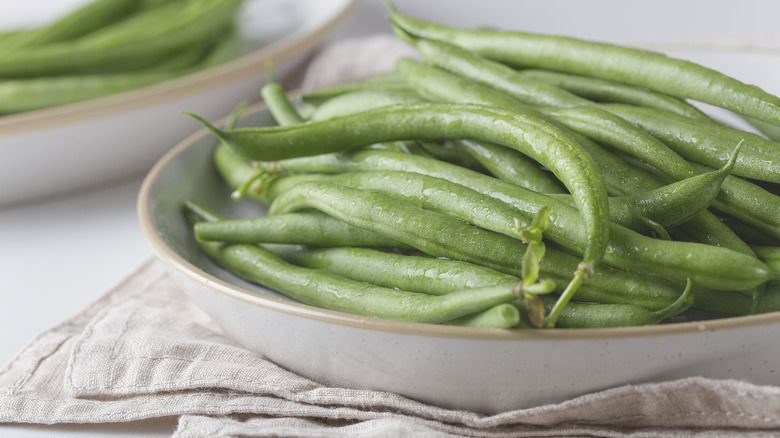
[455,139,564,193]
[271,171,772,290]
[531,280,692,328]
[185,201,522,325]
[0,71,177,113]
[213,243,522,324]
[550,144,738,231]
[691,282,780,315]
[447,304,521,329]
[262,232,683,313]
[307,85,560,192]
[216,164,695,313]
[0,0,139,51]
[266,245,517,296]
[260,71,306,126]
[266,243,691,327]
[568,129,758,256]
[752,246,780,275]
[386,6,780,128]
[392,42,695,184]
[688,161,780,240]
[719,216,780,246]
[194,96,614,324]
[185,102,611,278]
[300,71,412,105]
[194,211,410,249]
[517,69,714,123]
[413,141,489,172]
[0,0,241,76]
[605,104,780,183]
[0,25,240,114]
[265,141,755,258]
[309,89,425,121]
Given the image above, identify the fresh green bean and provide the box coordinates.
[262,234,683,313]
[550,144,737,231]
[517,69,714,123]
[688,161,780,240]
[0,24,240,114]
[266,243,691,327]
[436,57,780,242]
[0,0,140,51]
[309,89,425,121]
[447,304,521,329]
[387,6,780,128]
[691,282,780,315]
[306,85,561,192]
[605,104,780,183]
[194,211,410,249]
[267,179,772,291]
[455,139,564,193]
[530,280,692,328]
[185,201,522,325]
[0,0,241,76]
[266,245,517,296]
[260,71,306,126]
[392,42,696,184]
[300,71,412,105]
[186,102,611,281]
[753,246,780,275]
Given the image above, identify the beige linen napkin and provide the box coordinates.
[3,35,780,436]
[2,258,780,437]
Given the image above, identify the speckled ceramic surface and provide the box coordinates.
[138,96,780,413]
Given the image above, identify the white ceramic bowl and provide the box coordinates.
[138,90,780,414]
[0,0,358,207]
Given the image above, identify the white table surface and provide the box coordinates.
[3,1,780,436]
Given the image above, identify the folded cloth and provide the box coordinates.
[3,35,780,437]
[2,258,780,437]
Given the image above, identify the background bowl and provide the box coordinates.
[0,0,358,207]
[138,91,780,413]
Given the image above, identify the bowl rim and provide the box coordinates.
[138,101,780,341]
[0,0,360,136]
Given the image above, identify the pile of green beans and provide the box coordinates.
[184,4,780,329]
[0,0,243,114]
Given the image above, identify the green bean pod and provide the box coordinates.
[532,281,692,328]
[691,282,780,315]
[447,304,521,329]
[208,242,522,324]
[551,147,736,231]
[195,210,415,249]
[517,69,714,123]
[0,0,242,76]
[305,85,562,193]
[300,72,412,105]
[186,102,611,277]
[185,203,521,325]
[454,139,564,193]
[392,42,696,183]
[266,245,518,296]
[689,161,780,240]
[267,244,692,327]
[310,89,425,121]
[0,0,139,50]
[387,7,780,128]
[267,180,772,291]
[753,246,780,275]
[263,238,683,313]
[260,75,306,126]
[605,104,780,183]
